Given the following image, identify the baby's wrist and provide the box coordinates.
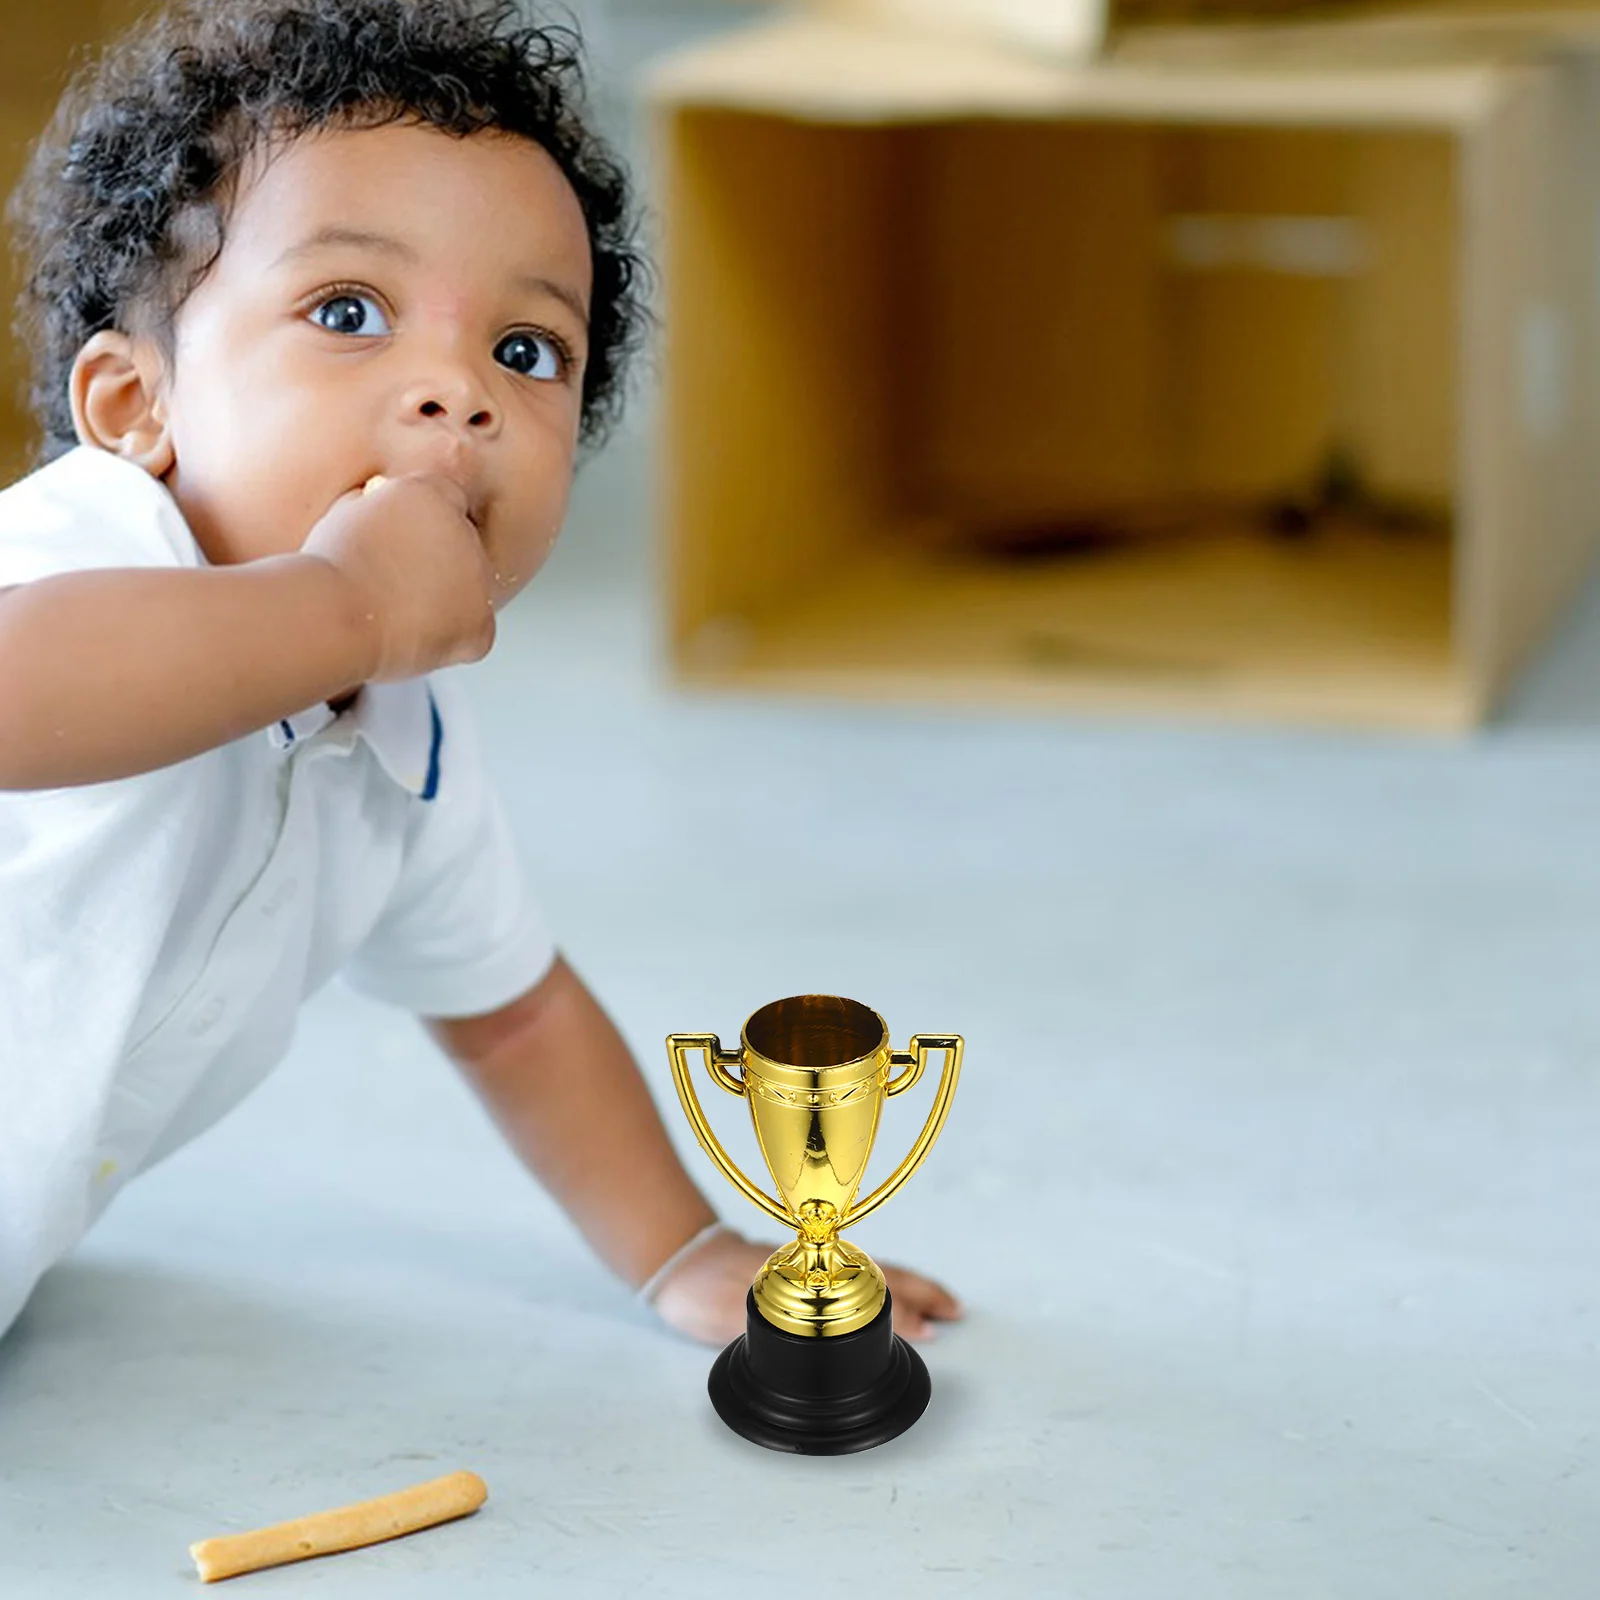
[280,551,385,686]
[636,1220,732,1305]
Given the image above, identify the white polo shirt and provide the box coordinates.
[0,447,557,1336]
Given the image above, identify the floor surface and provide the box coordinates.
[1,436,1597,1597]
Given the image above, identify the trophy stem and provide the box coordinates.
[708,1289,931,1455]
[751,1232,887,1338]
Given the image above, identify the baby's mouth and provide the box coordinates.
[362,472,488,531]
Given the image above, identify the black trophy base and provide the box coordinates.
[708,1288,931,1455]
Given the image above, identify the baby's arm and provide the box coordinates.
[0,474,493,791]
[0,560,376,788]
[427,959,964,1345]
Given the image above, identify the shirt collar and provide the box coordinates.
[266,680,443,801]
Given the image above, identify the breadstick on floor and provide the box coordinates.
[189,1470,488,1584]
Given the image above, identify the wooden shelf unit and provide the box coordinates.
[650,17,1600,729]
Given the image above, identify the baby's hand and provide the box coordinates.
[650,1230,965,1347]
[301,473,496,682]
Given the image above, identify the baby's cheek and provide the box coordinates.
[494,526,563,601]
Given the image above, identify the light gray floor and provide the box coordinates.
[1,428,1597,1596]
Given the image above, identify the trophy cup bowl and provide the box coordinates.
[668,995,962,1455]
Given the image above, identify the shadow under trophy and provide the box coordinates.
[668,995,963,1454]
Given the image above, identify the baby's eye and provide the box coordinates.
[311,293,391,338]
[495,331,565,381]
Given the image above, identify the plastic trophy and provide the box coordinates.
[667,995,962,1454]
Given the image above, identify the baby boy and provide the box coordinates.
[0,0,959,1348]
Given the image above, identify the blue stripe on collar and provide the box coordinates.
[421,688,443,803]
[267,682,439,798]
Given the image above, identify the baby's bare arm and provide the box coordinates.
[0,558,377,790]
[0,473,494,791]
[427,959,720,1291]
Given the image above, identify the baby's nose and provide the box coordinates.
[402,369,498,434]
[415,394,494,430]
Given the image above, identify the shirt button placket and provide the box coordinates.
[261,877,299,919]
[188,994,227,1038]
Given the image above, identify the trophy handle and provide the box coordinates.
[884,1047,927,1097]
[666,1033,793,1231]
[843,1034,963,1229]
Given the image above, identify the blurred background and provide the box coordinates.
[3,4,1599,1597]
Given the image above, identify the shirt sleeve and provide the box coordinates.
[0,447,200,588]
[340,673,558,1018]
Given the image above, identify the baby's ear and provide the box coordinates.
[69,331,174,475]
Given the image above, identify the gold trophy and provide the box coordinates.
[668,995,962,1454]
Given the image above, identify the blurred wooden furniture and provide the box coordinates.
[811,1,1600,61]
[1,2,147,483]
[648,8,1600,730]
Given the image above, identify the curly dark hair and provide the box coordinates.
[6,0,648,462]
